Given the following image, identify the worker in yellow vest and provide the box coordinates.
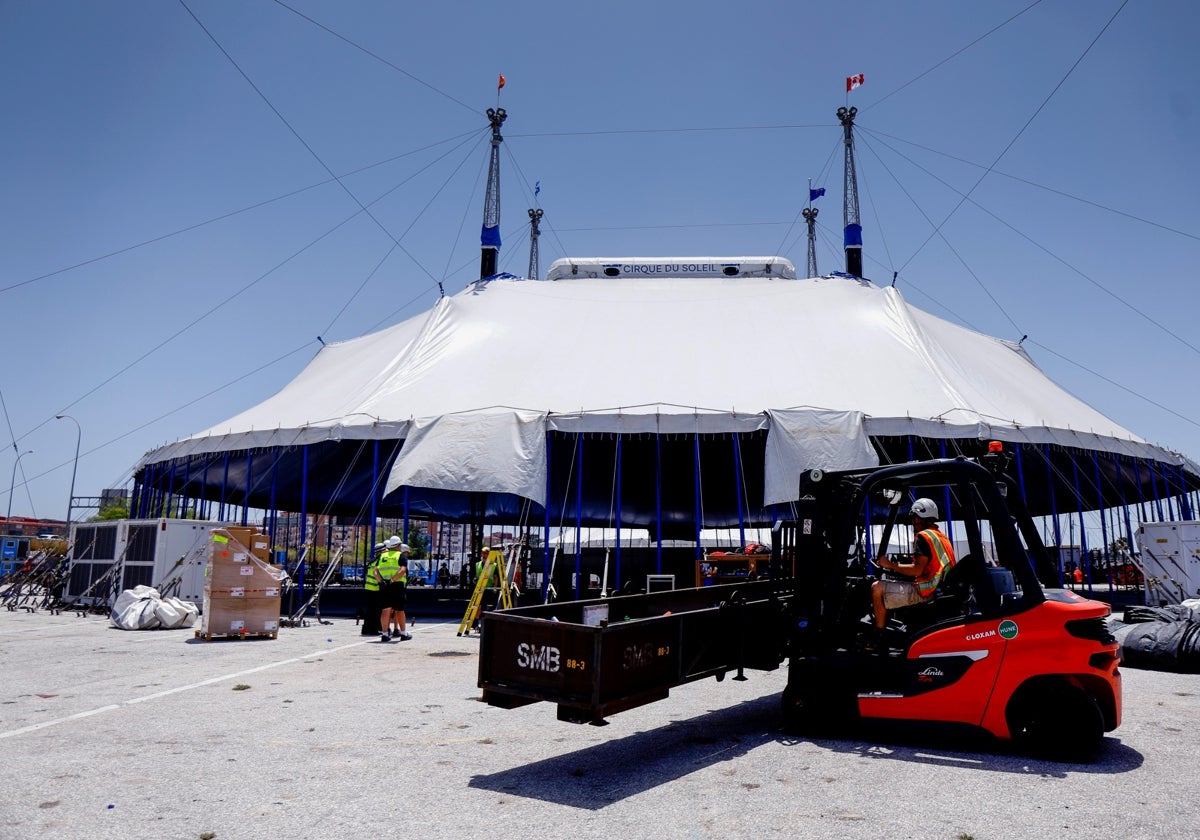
[372,535,411,643]
[361,542,384,636]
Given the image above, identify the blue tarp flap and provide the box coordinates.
[481,224,501,249]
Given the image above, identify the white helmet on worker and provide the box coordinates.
[385,535,402,549]
[400,543,410,553]
[910,498,939,520]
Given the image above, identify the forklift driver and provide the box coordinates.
[869,497,956,644]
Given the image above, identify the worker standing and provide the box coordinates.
[373,536,410,643]
[361,542,384,637]
[389,543,413,640]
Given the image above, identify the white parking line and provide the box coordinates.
[0,639,367,740]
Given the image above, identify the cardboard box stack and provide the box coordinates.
[198,527,286,639]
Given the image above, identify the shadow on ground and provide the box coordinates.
[469,692,1144,808]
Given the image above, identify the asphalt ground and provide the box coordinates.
[0,606,1196,840]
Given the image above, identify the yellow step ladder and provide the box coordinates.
[457,549,512,636]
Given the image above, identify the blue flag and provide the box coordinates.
[810,187,826,202]
[534,181,541,197]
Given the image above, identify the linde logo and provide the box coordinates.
[516,642,560,672]
[918,666,945,677]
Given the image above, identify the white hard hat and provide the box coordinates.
[385,535,402,548]
[910,498,939,519]
[373,543,384,552]
[400,543,410,553]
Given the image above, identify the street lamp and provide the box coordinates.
[7,449,33,535]
[55,414,82,529]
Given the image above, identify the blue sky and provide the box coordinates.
[2,0,1198,521]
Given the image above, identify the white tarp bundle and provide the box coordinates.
[139,264,1196,505]
[110,585,199,630]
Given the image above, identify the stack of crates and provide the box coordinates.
[197,527,285,640]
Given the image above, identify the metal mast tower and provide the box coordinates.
[837,106,863,277]
[479,107,507,279]
[802,207,819,278]
[527,208,544,279]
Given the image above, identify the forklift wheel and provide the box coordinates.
[1008,681,1104,762]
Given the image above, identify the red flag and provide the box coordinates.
[846,73,865,92]
[498,74,506,90]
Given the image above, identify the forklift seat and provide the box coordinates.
[889,554,980,634]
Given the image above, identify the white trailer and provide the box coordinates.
[1137,520,1200,605]
[66,519,225,608]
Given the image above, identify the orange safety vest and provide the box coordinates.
[914,527,956,598]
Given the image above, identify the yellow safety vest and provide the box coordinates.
[374,551,403,587]
[364,557,383,592]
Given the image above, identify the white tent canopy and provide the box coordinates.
[138,258,1196,515]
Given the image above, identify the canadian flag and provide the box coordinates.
[846,73,865,92]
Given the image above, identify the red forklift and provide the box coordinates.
[478,447,1121,761]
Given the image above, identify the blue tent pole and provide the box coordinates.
[370,441,379,552]
[543,431,551,601]
[1114,453,1136,561]
[1178,465,1195,519]
[151,467,159,517]
[1070,455,1092,598]
[140,466,151,518]
[269,451,279,550]
[1133,458,1148,523]
[1044,445,1064,586]
[140,465,151,518]
[1113,453,1132,571]
[615,433,622,591]
[1177,466,1190,519]
[1157,461,1175,522]
[164,460,177,519]
[1149,460,1165,521]
[733,434,746,550]
[403,487,410,549]
[299,447,308,605]
[218,451,230,522]
[242,450,253,527]
[179,457,191,519]
[1092,451,1110,589]
[1015,444,1029,503]
[655,434,662,573]
[1174,465,1192,520]
[200,456,211,520]
[694,433,702,566]
[938,439,954,546]
[574,434,583,600]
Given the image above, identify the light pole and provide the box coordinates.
[55,415,81,530]
[7,449,33,535]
